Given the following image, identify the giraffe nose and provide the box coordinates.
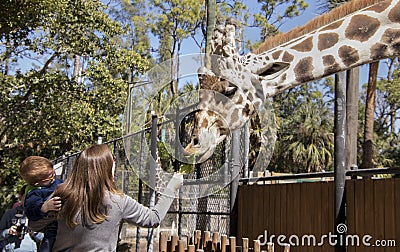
[193,137,199,146]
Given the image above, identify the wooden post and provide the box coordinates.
[283,243,290,252]
[171,235,179,252]
[195,230,202,250]
[159,231,168,252]
[229,237,236,252]
[178,240,186,252]
[212,232,219,252]
[188,244,195,252]
[203,231,211,248]
[221,235,227,252]
[242,238,249,252]
[267,242,274,252]
[253,240,260,252]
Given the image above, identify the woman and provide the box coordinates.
[52,144,183,251]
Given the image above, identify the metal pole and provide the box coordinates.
[230,129,240,235]
[243,121,250,178]
[175,108,182,239]
[334,71,347,252]
[136,131,146,252]
[147,113,157,252]
[346,67,359,170]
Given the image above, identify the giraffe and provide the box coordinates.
[184,0,400,158]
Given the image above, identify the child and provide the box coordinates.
[19,156,63,252]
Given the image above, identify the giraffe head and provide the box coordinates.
[184,68,256,160]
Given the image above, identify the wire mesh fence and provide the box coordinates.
[52,114,251,251]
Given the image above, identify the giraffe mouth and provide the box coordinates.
[183,114,229,162]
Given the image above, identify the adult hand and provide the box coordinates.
[41,196,62,213]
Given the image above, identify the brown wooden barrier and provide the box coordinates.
[236,178,400,252]
[159,230,290,252]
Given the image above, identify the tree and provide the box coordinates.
[367,58,400,168]
[360,62,379,169]
[149,0,204,97]
[252,0,308,45]
[270,79,335,173]
[0,0,151,212]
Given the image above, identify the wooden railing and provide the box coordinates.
[159,230,290,252]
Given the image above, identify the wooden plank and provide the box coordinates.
[159,231,169,252]
[302,182,314,252]
[313,182,322,252]
[292,182,301,251]
[245,185,254,242]
[229,236,236,252]
[203,231,211,248]
[328,181,335,252]
[221,235,227,252]
[320,181,333,252]
[395,178,400,252]
[273,184,282,249]
[254,185,265,244]
[364,179,374,252]
[354,180,365,252]
[212,232,219,252]
[195,230,202,250]
[188,244,195,252]
[263,184,273,250]
[253,240,261,252]
[280,183,288,243]
[285,183,295,249]
[267,242,274,252]
[374,179,386,252]
[346,180,356,252]
[384,179,396,252]
[242,237,249,252]
[262,185,274,249]
[237,186,244,240]
[171,235,179,252]
[328,181,334,249]
[178,240,185,252]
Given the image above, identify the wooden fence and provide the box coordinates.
[159,230,290,252]
[236,178,400,252]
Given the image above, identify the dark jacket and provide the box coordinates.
[25,179,63,241]
[25,179,63,221]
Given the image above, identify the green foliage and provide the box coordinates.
[0,0,151,214]
[254,0,308,40]
[269,80,335,173]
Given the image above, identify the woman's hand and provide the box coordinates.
[167,173,184,192]
[41,196,62,213]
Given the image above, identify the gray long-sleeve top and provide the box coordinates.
[52,188,175,252]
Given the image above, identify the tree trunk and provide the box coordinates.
[346,67,359,170]
[205,0,216,69]
[361,62,379,169]
[73,54,81,82]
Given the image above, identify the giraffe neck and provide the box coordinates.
[241,0,400,98]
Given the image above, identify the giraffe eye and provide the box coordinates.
[223,84,237,97]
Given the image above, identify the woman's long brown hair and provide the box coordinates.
[54,144,122,228]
